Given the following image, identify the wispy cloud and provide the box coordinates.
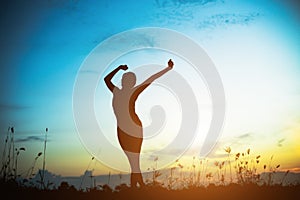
[203,132,255,159]
[198,12,260,29]
[288,167,300,172]
[79,70,101,74]
[0,103,30,111]
[15,135,44,143]
[154,0,260,30]
[153,0,223,25]
[277,138,285,147]
[236,132,253,139]
[155,0,222,7]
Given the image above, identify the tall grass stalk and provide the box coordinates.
[0,127,10,180]
[11,127,15,177]
[0,127,16,181]
[79,156,95,190]
[27,152,43,179]
[7,127,14,179]
[40,128,48,189]
[14,147,26,179]
[224,147,232,183]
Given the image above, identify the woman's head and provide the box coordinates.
[122,72,136,89]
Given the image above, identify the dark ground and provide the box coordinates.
[2,180,300,200]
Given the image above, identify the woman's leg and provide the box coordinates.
[117,127,144,187]
[124,151,144,187]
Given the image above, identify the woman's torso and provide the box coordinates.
[112,88,142,135]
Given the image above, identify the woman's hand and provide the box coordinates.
[168,59,174,69]
[119,65,128,70]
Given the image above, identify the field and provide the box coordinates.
[1,127,299,199]
[2,179,300,200]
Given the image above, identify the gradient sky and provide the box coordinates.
[0,0,299,177]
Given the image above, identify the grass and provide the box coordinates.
[0,127,299,199]
[0,127,27,181]
[1,179,300,200]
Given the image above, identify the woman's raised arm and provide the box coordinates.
[133,59,173,96]
[104,65,128,92]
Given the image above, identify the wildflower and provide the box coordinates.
[214,161,219,167]
[224,147,231,154]
[235,153,240,160]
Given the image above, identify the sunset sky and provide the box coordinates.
[0,0,299,177]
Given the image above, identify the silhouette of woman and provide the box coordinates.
[104,59,174,187]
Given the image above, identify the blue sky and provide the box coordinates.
[0,0,299,176]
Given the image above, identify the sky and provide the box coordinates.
[0,0,299,177]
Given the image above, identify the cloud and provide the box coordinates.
[155,0,222,7]
[154,0,260,30]
[198,12,261,29]
[0,103,30,111]
[236,132,253,139]
[211,132,253,149]
[277,138,285,147]
[288,167,300,172]
[15,136,44,143]
[79,70,100,74]
[202,132,255,159]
